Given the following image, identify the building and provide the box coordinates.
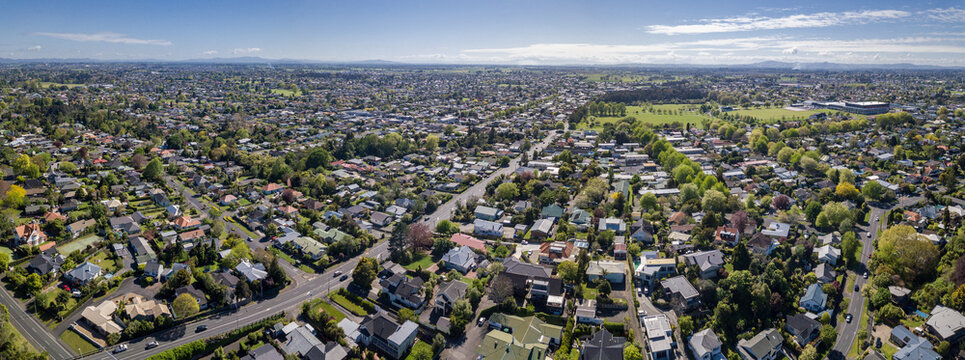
[380,273,426,310]
[683,250,724,279]
[892,325,940,360]
[477,313,562,360]
[808,100,890,115]
[66,261,102,286]
[814,263,836,284]
[800,283,828,313]
[441,246,477,274]
[636,257,676,288]
[14,222,47,246]
[785,314,820,347]
[244,344,284,360]
[474,219,503,237]
[475,206,504,221]
[586,260,626,284]
[358,314,418,359]
[643,314,674,360]
[926,305,965,344]
[814,245,841,265]
[689,328,724,360]
[449,233,486,252]
[80,301,124,335]
[581,328,624,360]
[659,275,700,312]
[736,328,783,360]
[576,300,601,325]
[435,280,469,315]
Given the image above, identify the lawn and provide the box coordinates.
[402,253,435,271]
[0,246,13,257]
[57,234,103,255]
[270,88,302,96]
[329,293,371,317]
[901,316,924,329]
[577,105,713,131]
[581,285,598,300]
[730,107,863,122]
[879,342,898,359]
[317,302,346,322]
[89,251,118,273]
[404,341,433,360]
[39,82,85,89]
[60,328,98,354]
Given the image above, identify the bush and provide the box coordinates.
[148,313,283,360]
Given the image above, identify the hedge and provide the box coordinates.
[146,313,284,360]
[603,321,626,337]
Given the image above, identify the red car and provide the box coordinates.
[60,284,71,291]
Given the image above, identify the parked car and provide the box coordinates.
[60,284,70,291]
[113,344,128,353]
[145,341,159,349]
[71,289,83,298]
[863,272,869,279]
[196,325,207,332]
[478,317,486,326]
[845,314,853,323]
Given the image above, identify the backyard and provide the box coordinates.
[402,253,435,271]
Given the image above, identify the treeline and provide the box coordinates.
[598,86,707,104]
[586,102,626,117]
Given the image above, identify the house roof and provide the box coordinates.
[927,305,965,340]
[801,283,828,308]
[689,328,721,358]
[582,329,624,360]
[660,275,699,300]
[441,246,476,270]
[450,233,486,252]
[738,328,783,360]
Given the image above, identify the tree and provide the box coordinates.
[835,182,860,200]
[771,194,790,211]
[623,343,643,360]
[640,192,658,211]
[862,181,884,201]
[172,293,200,318]
[234,280,251,301]
[799,345,819,360]
[495,182,518,201]
[597,280,612,297]
[352,257,379,289]
[820,324,837,345]
[0,252,9,273]
[143,157,163,181]
[557,261,579,284]
[398,308,418,323]
[701,190,727,213]
[408,223,433,250]
[435,220,457,235]
[680,183,700,203]
[841,232,860,267]
[876,225,939,285]
[450,299,473,334]
[731,210,749,234]
[25,273,42,294]
[490,275,515,302]
[424,135,440,152]
[432,333,446,353]
[672,164,695,185]
[4,185,26,209]
[678,316,694,337]
[388,223,410,261]
[408,344,432,360]
[267,257,288,286]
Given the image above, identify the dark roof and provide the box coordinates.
[582,329,625,360]
[359,314,400,341]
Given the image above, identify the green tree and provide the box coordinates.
[0,252,9,273]
[495,183,518,201]
[25,273,42,294]
[557,261,579,285]
[172,293,200,318]
[820,324,837,345]
[701,189,727,212]
[435,220,458,235]
[352,257,379,289]
[143,157,163,181]
[799,344,819,360]
[862,181,884,201]
[841,232,860,267]
[678,316,694,337]
[4,185,26,209]
[398,308,418,323]
[408,343,433,360]
[624,343,643,360]
[640,192,658,211]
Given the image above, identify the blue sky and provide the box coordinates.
[2,0,965,65]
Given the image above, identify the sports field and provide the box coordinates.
[577,105,712,130]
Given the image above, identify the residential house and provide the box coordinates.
[800,283,828,313]
[598,217,626,234]
[643,314,674,360]
[474,206,503,221]
[236,260,268,282]
[636,257,676,288]
[892,326,941,360]
[380,273,426,310]
[747,234,779,256]
[370,211,392,227]
[477,313,561,360]
[926,305,965,344]
[814,245,841,265]
[357,314,418,359]
[736,328,783,360]
[130,236,157,265]
[27,251,65,275]
[683,250,724,279]
[530,218,554,238]
[14,222,47,246]
[498,258,552,297]
[80,301,124,335]
[814,263,836,284]
[659,276,700,312]
[689,328,724,360]
[785,314,820,347]
[474,219,503,237]
[541,204,563,219]
[449,233,486,253]
[576,300,602,325]
[67,219,96,238]
[586,260,626,284]
[66,261,102,286]
[435,280,469,315]
[441,246,477,274]
[581,328,624,360]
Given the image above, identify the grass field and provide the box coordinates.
[317,302,346,322]
[730,107,863,122]
[39,82,85,89]
[60,328,98,354]
[329,293,370,317]
[57,234,102,255]
[89,251,118,273]
[270,88,302,96]
[404,341,433,360]
[577,105,713,130]
[402,253,435,271]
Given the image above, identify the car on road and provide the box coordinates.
[333,270,343,277]
[146,340,159,349]
[113,344,128,353]
[195,325,207,332]
[845,314,853,323]
[868,253,872,259]
[478,317,486,326]
[855,284,860,291]
[863,272,869,279]
[339,274,349,281]
[867,232,871,237]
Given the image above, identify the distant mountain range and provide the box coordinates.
[0,57,960,70]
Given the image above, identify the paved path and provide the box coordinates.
[0,283,74,359]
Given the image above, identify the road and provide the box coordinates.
[830,195,921,359]
[0,282,74,359]
[84,240,389,360]
[422,130,561,229]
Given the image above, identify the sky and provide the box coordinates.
[2,0,965,66]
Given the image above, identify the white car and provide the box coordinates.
[113,344,128,353]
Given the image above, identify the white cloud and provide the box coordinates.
[782,47,798,55]
[202,50,218,55]
[232,48,262,55]
[34,32,172,45]
[923,8,965,22]
[647,9,910,35]
[27,45,42,51]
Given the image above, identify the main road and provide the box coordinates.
[0,281,74,359]
[830,195,922,359]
